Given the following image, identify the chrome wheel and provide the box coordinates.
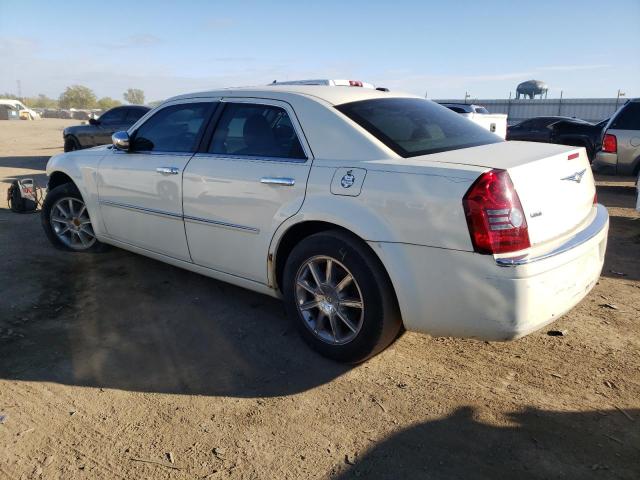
[295,255,364,345]
[49,197,96,250]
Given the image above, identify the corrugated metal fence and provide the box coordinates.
[435,98,625,124]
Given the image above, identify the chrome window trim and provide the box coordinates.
[495,204,608,267]
[112,150,194,157]
[99,200,182,220]
[192,152,307,164]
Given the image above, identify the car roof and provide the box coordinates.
[168,85,418,106]
[440,102,479,107]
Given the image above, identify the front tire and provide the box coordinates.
[41,183,108,253]
[64,136,80,152]
[283,230,402,363]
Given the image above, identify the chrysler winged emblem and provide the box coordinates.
[341,170,356,188]
[561,169,587,184]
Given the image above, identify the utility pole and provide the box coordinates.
[464,91,471,104]
[16,80,22,100]
[558,90,563,115]
[615,89,625,110]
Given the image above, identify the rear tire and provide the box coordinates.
[283,230,402,363]
[41,183,108,253]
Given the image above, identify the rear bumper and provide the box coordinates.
[370,205,609,340]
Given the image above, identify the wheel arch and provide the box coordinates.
[270,220,401,319]
[47,171,76,191]
[632,155,640,176]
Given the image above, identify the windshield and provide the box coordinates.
[336,98,502,157]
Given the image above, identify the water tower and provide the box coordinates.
[516,80,548,99]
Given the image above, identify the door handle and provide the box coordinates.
[260,177,295,186]
[156,167,179,175]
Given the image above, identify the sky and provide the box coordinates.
[1,0,639,102]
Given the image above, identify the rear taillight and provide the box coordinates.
[463,169,531,254]
[602,134,617,153]
[594,192,598,205]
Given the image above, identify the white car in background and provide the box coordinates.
[0,99,41,120]
[41,83,608,362]
[440,102,508,139]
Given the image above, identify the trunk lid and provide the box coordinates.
[406,141,596,245]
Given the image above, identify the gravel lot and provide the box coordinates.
[1,119,639,479]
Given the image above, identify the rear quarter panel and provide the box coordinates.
[276,159,483,250]
[608,128,640,175]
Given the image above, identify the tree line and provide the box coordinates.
[1,86,149,110]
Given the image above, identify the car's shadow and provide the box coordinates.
[601,213,640,282]
[333,406,640,479]
[0,210,350,397]
[0,155,50,172]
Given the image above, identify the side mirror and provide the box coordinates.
[89,118,99,126]
[112,131,130,151]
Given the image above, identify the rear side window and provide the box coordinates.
[611,103,640,130]
[126,108,148,123]
[209,103,306,159]
[132,103,212,153]
[336,98,501,157]
[99,108,126,125]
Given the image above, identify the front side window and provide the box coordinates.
[337,98,501,157]
[209,103,306,159]
[132,103,212,153]
[99,108,126,125]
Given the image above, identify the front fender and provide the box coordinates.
[46,147,110,236]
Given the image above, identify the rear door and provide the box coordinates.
[182,98,312,283]
[98,99,215,260]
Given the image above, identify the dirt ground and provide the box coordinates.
[1,119,639,480]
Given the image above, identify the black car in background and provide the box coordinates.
[63,105,150,152]
[507,116,607,161]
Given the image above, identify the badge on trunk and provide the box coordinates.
[561,169,586,183]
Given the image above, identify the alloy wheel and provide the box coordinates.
[50,197,96,250]
[295,255,365,345]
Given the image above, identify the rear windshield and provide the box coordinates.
[336,98,502,157]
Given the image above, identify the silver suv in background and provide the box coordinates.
[593,99,640,176]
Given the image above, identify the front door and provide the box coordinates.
[98,100,215,261]
[182,99,313,282]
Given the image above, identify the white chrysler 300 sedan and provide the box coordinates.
[42,85,609,362]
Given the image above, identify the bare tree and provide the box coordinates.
[123,88,145,105]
